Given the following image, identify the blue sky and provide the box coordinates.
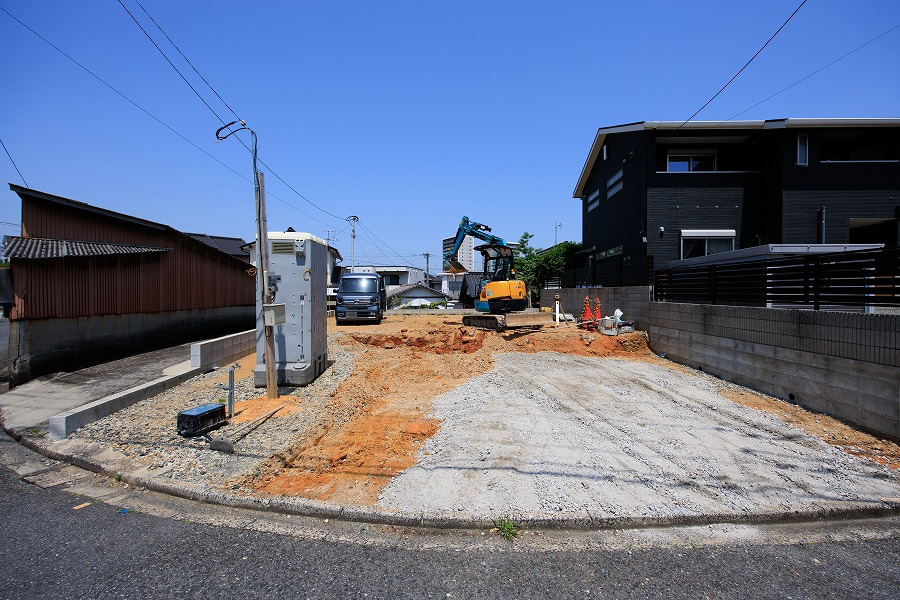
[2,1,898,272]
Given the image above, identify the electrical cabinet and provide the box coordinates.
[249,232,329,386]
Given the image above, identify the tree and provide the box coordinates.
[513,234,581,303]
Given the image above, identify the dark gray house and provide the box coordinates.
[572,118,900,286]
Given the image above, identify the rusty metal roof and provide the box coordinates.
[2,236,172,260]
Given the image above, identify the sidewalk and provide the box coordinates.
[0,343,195,433]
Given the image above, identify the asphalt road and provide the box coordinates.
[1,438,898,599]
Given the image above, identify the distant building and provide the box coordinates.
[386,283,449,308]
[346,265,427,290]
[442,234,475,272]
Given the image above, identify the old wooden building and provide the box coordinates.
[3,184,255,385]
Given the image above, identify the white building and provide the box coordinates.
[350,265,427,290]
[442,234,475,272]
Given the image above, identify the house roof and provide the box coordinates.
[385,283,449,300]
[186,233,249,256]
[9,184,250,266]
[9,184,166,230]
[2,236,172,260]
[572,118,900,199]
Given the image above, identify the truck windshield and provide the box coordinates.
[340,278,377,293]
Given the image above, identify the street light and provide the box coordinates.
[215,120,278,399]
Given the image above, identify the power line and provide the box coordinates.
[667,0,808,137]
[115,0,228,126]
[0,135,28,186]
[119,1,347,225]
[133,0,242,123]
[0,5,244,179]
[357,219,411,265]
[1,5,337,229]
[719,23,900,124]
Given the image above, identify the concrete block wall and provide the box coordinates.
[191,330,256,372]
[541,287,652,328]
[0,318,8,382]
[6,306,254,386]
[648,302,899,439]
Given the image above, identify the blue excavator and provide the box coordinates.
[443,216,554,330]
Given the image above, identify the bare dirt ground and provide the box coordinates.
[243,314,900,506]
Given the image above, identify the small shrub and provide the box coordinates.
[494,517,518,541]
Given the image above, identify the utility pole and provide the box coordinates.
[347,215,358,273]
[554,221,563,246]
[216,120,278,399]
[321,229,337,247]
[422,252,431,286]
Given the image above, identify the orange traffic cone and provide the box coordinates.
[581,296,593,322]
[593,298,602,320]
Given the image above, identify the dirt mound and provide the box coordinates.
[243,315,655,503]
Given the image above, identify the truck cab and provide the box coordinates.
[334,272,386,324]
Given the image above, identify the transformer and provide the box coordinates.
[249,231,329,387]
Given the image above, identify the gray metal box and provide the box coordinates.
[250,232,329,386]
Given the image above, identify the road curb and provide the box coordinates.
[6,428,900,531]
[47,364,202,440]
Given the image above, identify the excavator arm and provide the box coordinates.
[442,216,507,273]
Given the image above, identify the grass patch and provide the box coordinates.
[493,517,518,541]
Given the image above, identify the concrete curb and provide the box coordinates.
[47,364,202,440]
[6,429,900,531]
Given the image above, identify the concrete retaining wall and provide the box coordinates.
[7,306,254,386]
[0,318,8,382]
[648,303,899,439]
[48,362,201,440]
[543,286,899,438]
[191,330,256,372]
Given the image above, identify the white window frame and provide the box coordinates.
[680,229,736,259]
[667,151,717,172]
[796,134,808,166]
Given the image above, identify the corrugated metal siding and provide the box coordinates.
[10,195,255,320]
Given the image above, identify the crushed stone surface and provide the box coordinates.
[379,352,900,519]
[64,314,900,521]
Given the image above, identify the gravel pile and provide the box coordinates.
[71,339,356,492]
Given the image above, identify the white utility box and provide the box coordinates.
[249,232,329,387]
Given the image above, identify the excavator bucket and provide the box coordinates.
[443,258,467,274]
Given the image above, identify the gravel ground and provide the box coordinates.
[67,320,900,522]
[379,351,900,520]
[71,339,356,493]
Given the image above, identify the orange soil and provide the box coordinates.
[241,314,899,504]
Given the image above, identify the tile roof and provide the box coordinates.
[186,233,250,257]
[2,236,172,260]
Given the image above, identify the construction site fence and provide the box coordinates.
[654,247,900,310]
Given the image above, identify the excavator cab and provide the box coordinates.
[475,244,527,314]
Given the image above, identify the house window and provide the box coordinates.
[383,274,399,285]
[796,134,808,166]
[607,168,623,198]
[680,229,735,259]
[602,144,607,160]
[587,189,600,212]
[667,153,716,172]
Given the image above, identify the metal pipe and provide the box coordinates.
[817,206,826,244]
